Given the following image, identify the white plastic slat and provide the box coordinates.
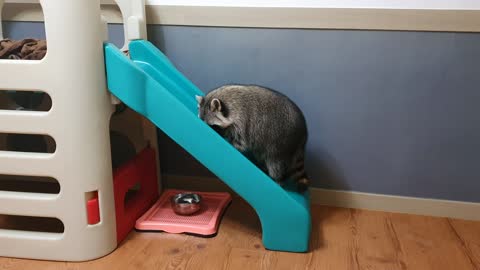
[0,230,63,261]
[0,190,58,216]
[0,61,47,90]
[0,111,51,134]
[0,151,54,176]
[0,229,62,241]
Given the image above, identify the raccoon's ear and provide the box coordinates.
[195,95,204,104]
[210,98,222,112]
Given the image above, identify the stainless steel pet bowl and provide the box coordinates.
[171,193,202,215]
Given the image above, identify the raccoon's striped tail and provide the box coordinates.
[287,151,309,192]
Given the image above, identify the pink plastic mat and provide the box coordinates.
[135,189,232,235]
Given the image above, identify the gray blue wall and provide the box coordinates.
[4,22,480,202]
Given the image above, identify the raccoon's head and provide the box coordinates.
[196,95,233,128]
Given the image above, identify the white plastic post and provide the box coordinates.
[101,14,121,105]
[112,0,162,194]
[0,0,4,39]
[108,0,146,105]
[113,0,147,51]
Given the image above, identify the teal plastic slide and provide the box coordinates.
[104,40,311,252]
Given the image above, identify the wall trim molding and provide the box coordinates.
[2,3,480,32]
[310,188,480,221]
[163,174,480,221]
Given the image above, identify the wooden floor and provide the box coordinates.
[1,199,479,270]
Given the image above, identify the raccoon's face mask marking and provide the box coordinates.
[196,95,232,128]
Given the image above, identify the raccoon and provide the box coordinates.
[196,84,309,192]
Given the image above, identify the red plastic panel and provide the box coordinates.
[113,147,159,243]
[86,193,100,225]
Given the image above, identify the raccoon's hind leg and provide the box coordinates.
[265,158,309,192]
[242,151,268,175]
[265,159,289,185]
[295,177,309,192]
[287,151,310,192]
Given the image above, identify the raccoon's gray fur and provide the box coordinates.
[196,84,309,192]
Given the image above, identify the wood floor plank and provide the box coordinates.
[224,248,269,270]
[448,218,480,269]
[390,213,476,270]
[351,209,406,270]
[121,233,192,270]
[185,199,263,270]
[1,202,480,270]
[184,245,230,270]
[216,198,263,249]
[84,232,155,270]
[308,206,357,270]
[0,258,36,270]
[264,251,312,270]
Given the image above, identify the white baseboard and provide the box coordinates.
[163,174,480,221]
[310,188,480,221]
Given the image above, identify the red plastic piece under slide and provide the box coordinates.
[112,147,159,243]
